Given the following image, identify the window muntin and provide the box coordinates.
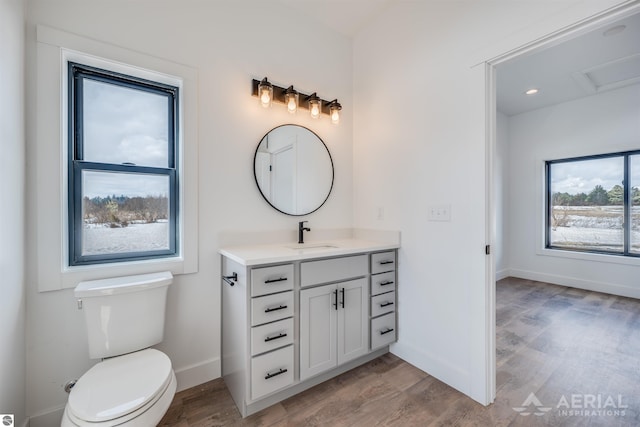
[631,155,640,255]
[69,63,178,266]
[546,151,640,257]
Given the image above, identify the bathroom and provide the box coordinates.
[2,0,637,425]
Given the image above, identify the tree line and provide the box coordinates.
[83,195,168,228]
[553,185,640,206]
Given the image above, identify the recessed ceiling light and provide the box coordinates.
[603,25,626,37]
[525,88,539,96]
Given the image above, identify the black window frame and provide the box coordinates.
[68,62,179,266]
[545,149,640,258]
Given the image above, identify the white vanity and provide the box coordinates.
[220,238,399,417]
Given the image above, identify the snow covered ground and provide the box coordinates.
[83,222,169,255]
[550,206,640,252]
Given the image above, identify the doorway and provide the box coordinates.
[487,0,640,405]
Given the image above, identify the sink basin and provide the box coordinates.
[285,243,338,251]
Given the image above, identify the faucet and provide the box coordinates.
[298,221,311,244]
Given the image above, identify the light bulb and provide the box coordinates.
[287,98,297,113]
[331,109,340,124]
[260,91,271,107]
[257,78,273,108]
[329,100,341,125]
[311,104,320,118]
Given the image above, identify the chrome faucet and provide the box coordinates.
[298,221,311,244]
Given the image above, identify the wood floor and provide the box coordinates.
[159,278,640,426]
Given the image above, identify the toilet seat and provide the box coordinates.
[63,349,176,426]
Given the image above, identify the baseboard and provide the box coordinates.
[174,356,221,392]
[508,268,640,299]
[28,407,64,427]
[390,341,471,401]
[496,268,510,281]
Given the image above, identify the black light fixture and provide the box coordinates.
[257,78,273,108]
[251,77,341,124]
[328,99,342,125]
[284,86,299,114]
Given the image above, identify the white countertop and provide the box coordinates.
[219,238,400,266]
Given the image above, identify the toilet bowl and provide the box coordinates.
[62,272,176,426]
[61,349,177,426]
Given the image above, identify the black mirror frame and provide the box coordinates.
[253,124,334,216]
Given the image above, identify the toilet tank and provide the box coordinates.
[74,271,173,359]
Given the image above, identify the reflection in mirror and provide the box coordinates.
[254,125,334,216]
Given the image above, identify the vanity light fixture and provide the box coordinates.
[251,77,342,123]
[308,93,321,119]
[328,100,341,125]
[284,86,299,114]
[258,78,273,108]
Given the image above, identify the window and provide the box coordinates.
[68,62,179,265]
[546,150,640,257]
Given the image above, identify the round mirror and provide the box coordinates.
[254,125,334,216]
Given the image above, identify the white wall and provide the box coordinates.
[506,84,640,297]
[496,111,510,279]
[25,0,353,420]
[0,0,26,424]
[352,0,629,404]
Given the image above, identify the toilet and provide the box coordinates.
[62,271,177,426]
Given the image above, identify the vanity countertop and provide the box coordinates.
[219,238,400,266]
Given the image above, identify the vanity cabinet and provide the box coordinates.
[220,242,398,417]
[300,277,368,380]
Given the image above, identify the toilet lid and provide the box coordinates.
[68,348,173,423]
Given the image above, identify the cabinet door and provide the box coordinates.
[337,278,368,365]
[300,284,337,380]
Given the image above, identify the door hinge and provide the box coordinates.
[485,245,491,255]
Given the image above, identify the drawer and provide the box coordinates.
[251,345,294,400]
[371,291,396,317]
[251,318,294,356]
[371,271,396,296]
[301,255,368,288]
[251,264,294,297]
[371,251,396,274]
[371,312,396,349]
[251,291,294,326]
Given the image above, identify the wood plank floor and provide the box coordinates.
[159,278,640,426]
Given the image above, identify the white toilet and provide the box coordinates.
[62,271,177,426]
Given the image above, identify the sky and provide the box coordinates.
[81,78,171,198]
[550,156,640,195]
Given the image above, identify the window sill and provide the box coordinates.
[538,247,640,266]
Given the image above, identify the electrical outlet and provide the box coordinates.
[428,204,451,221]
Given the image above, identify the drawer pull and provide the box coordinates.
[380,301,394,308]
[264,305,288,313]
[380,327,395,335]
[379,260,394,265]
[379,280,394,286]
[265,368,288,380]
[264,332,287,342]
[265,277,288,284]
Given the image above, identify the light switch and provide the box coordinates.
[428,204,451,221]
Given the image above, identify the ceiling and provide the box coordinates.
[496,11,640,116]
[277,0,394,37]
